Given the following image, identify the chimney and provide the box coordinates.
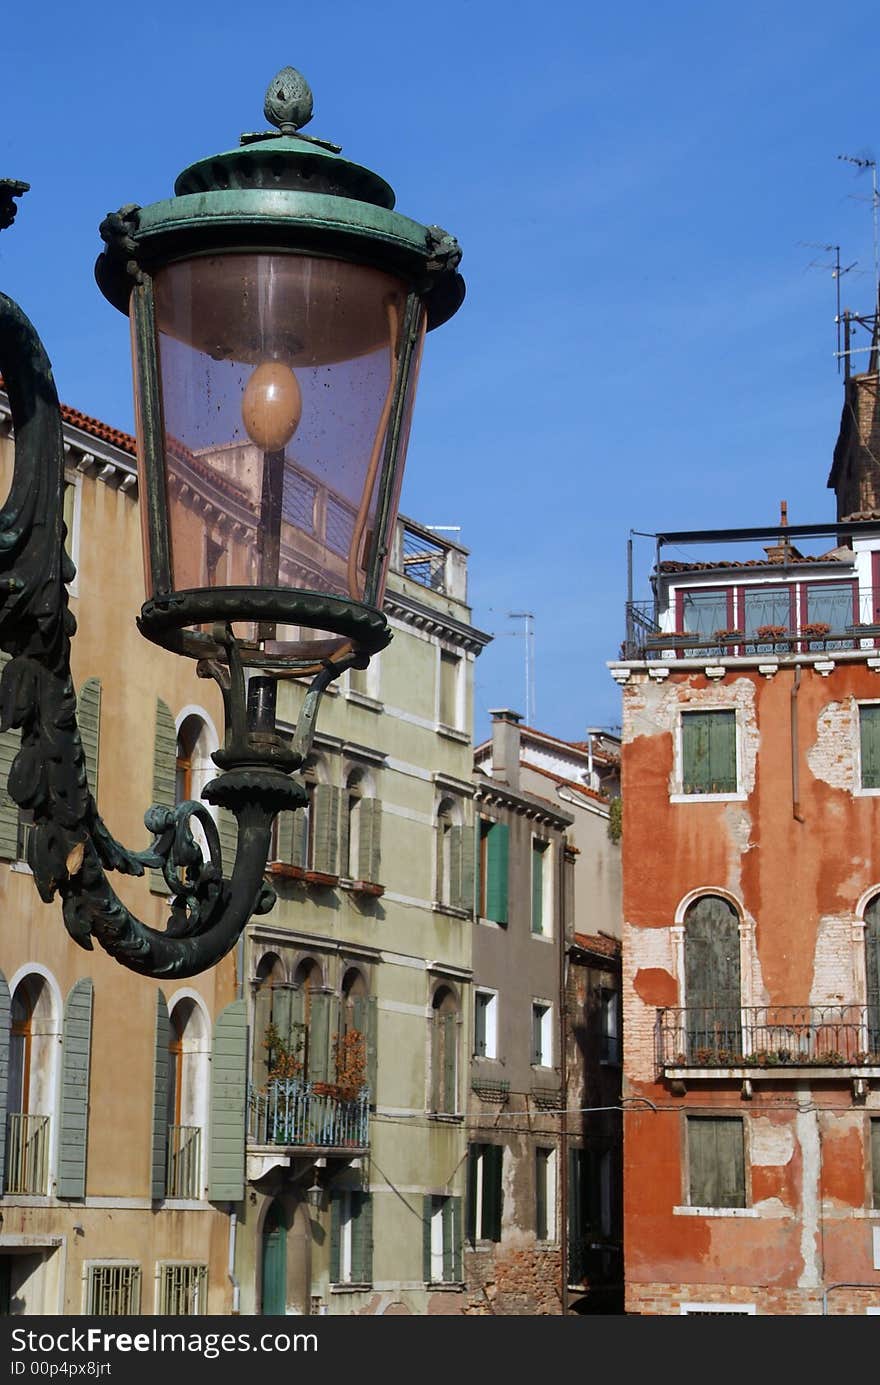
[489,709,522,792]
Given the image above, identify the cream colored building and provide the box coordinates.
[0,392,489,1316]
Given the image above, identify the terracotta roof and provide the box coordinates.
[521,761,610,805]
[572,931,621,960]
[659,553,845,573]
[59,402,136,457]
[474,724,619,766]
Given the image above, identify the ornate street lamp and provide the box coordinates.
[0,68,463,978]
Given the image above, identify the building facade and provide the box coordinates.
[611,354,880,1313]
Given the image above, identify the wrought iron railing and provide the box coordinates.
[166,1124,202,1199]
[248,1078,370,1149]
[625,592,880,661]
[4,1113,49,1194]
[656,1004,880,1069]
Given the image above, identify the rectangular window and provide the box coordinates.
[687,1117,746,1209]
[157,1263,207,1315]
[531,1002,553,1067]
[466,1143,504,1243]
[681,710,737,795]
[474,990,497,1060]
[331,1190,372,1285]
[860,706,880,789]
[535,1146,557,1241]
[678,587,732,654]
[439,651,460,728]
[802,580,857,649]
[872,1119,880,1209]
[86,1264,141,1315]
[743,585,793,653]
[427,1195,461,1284]
[477,819,509,924]
[531,839,551,935]
[599,988,620,1064]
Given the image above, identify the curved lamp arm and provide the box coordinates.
[0,198,334,978]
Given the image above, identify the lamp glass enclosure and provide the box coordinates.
[131,251,426,661]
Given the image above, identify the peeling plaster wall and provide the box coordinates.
[620,662,880,1314]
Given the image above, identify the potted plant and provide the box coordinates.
[801,621,831,641]
[754,624,787,642]
[713,629,744,644]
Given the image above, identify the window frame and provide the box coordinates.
[531,837,552,937]
[673,707,743,803]
[84,1262,142,1315]
[685,1115,747,1211]
[856,700,880,795]
[535,1145,557,1243]
[155,1262,207,1315]
[466,1143,504,1245]
[473,988,498,1060]
[531,1001,553,1069]
[437,648,462,731]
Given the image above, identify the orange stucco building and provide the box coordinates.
[609,350,880,1315]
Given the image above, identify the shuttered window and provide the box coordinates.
[687,1117,746,1208]
[532,1003,552,1066]
[535,1147,556,1241]
[439,651,460,728]
[207,1000,247,1202]
[151,700,177,893]
[531,839,549,934]
[151,991,170,1201]
[423,1195,462,1283]
[868,898,880,1057]
[477,819,509,924]
[311,783,340,877]
[474,991,497,1060]
[77,679,102,803]
[465,1143,503,1243]
[0,971,10,1188]
[57,979,94,1199]
[872,1120,880,1210]
[681,710,737,795]
[861,706,880,789]
[329,1191,373,1284]
[0,653,21,861]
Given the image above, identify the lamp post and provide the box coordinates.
[0,67,463,979]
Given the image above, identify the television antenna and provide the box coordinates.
[838,153,879,287]
[507,611,535,726]
[800,241,857,369]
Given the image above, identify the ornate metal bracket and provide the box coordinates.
[0,187,347,978]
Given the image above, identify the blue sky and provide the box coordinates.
[2,2,880,745]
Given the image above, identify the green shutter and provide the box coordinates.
[862,707,880,789]
[485,1144,503,1242]
[442,1197,454,1282]
[77,678,101,804]
[151,990,170,1200]
[531,841,544,934]
[351,1191,373,1283]
[218,808,238,879]
[867,899,880,1050]
[0,971,10,1187]
[451,1196,463,1281]
[422,1195,433,1282]
[442,1011,457,1113]
[683,711,736,794]
[57,978,94,1199]
[292,808,309,870]
[151,699,177,892]
[208,999,247,1202]
[456,823,474,915]
[308,992,333,1083]
[532,1006,542,1065]
[312,784,340,876]
[365,996,378,1103]
[688,1117,745,1209]
[486,822,509,924]
[253,985,272,1089]
[358,799,382,884]
[274,811,295,864]
[871,1120,880,1210]
[448,826,462,909]
[0,653,20,861]
[466,1145,478,1244]
[330,1193,341,1283]
[475,820,483,916]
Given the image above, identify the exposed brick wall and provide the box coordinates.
[464,1246,563,1315]
[627,1282,880,1315]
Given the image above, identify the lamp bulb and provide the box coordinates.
[242,361,303,451]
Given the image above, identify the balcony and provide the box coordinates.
[626,597,880,662]
[4,1113,49,1194]
[248,1078,370,1152]
[166,1124,202,1200]
[656,1005,880,1078]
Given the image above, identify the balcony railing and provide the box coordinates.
[166,1124,202,1199]
[4,1113,50,1194]
[248,1079,370,1150]
[656,1004,880,1069]
[625,593,880,661]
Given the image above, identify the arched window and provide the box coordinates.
[436,800,455,906]
[166,997,208,1199]
[253,953,288,1087]
[866,896,880,1052]
[295,959,332,1082]
[430,985,459,1114]
[6,976,57,1195]
[683,895,742,1061]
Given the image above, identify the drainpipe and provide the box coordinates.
[791,666,805,823]
[823,1282,877,1315]
[228,1206,241,1314]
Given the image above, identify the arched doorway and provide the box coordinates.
[684,895,742,1061]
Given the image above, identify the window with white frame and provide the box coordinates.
[531,1002,553,1067]
[859,704,880,790]
[157,1263,206,1315]
[679,710,738,796]
[473,989,498,1060]
[330,1189,372,1285]
[466,1143,503,1243]
[86,1263,141,1315]
[425,1195,461,1284]
[535,1146,557,1242]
